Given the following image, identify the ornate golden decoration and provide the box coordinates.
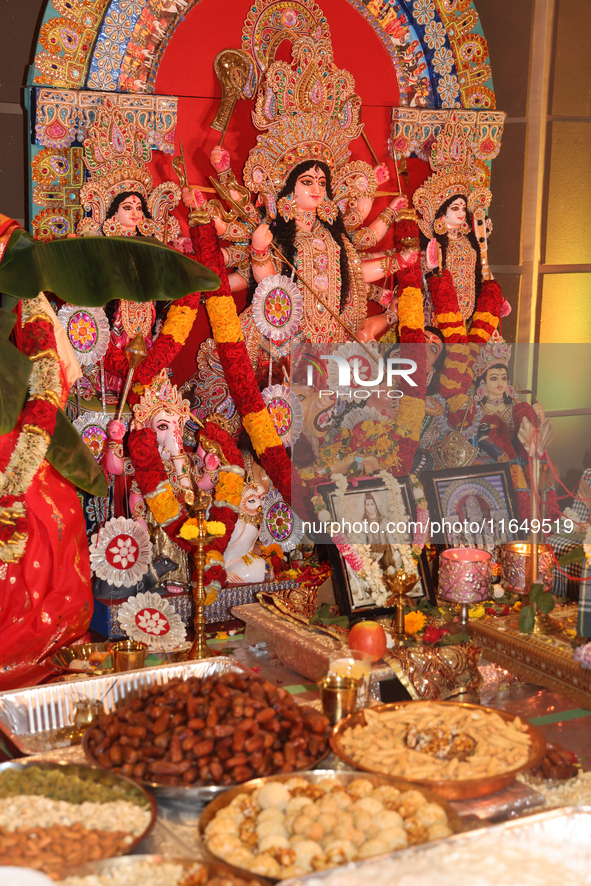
[412,112,496,239]
[76,98,181,241]
[431,429,479,470]
[242,33,375,214]
[134,368,191,428]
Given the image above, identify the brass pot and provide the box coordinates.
[501,543,554,595]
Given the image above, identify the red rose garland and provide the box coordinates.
[127,428,191,548]
[391,218,420,253]
[103,293,202,406]
[427,270,468,343]
[467,280,505,343]
[190,223,312,520]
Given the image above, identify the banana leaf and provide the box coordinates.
[46,408,108,497]
[0,229,219,305]
[0,308,32,434]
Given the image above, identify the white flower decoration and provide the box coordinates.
[424,20,446,50]
[137,610,169,634]
[89,517,152,588]
[57,305,110,367]
[117,592,187,652]
[413,0,434,26]
[252,274,303,342]
[108,536,137,567]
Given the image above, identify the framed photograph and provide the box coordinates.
[316,475,436,620]
[421,462,522,547]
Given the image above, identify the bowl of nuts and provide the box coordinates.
[83,672,331,791]
[0,761,156,875]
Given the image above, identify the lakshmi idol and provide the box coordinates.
[407,113,511,338]
[443,336,561,522]
[182,33,416,375]
[71,98,195,406]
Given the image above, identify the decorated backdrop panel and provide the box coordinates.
[28,0,494,110]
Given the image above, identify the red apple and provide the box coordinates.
[348,620,387,662]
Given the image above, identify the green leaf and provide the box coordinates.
[537,592,555,614]
[559,548,585,566]
[0,308,32,434]
[439,632,471,646]
[0,233,219,305]
[46,409,108,496]
[518,605,535,634]
[529,582,544,603]
[310,603,350,627]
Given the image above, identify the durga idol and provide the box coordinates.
[183,33,417,376]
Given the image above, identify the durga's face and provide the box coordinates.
[293,166,327,213]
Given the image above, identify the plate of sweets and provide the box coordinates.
[199,770,463,881]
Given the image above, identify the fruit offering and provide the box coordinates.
[85,673,330,787]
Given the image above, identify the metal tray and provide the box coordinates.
[56,855,269,884]
[0,657,239,755]
[0,760,157,866]
[280,807,591,886]
[199,770,464,883]
[330,700,546,800]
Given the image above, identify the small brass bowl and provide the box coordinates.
[49,642,115,675]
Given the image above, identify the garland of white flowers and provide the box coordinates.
[378,470,418,577]
[331,471,418,584]
[0,299,62,498]
[350,544,391,607]
[332,471,349,517]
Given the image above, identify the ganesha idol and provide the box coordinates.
[105,370,272,589]
[105,370,212,592]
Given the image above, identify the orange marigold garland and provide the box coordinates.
[103,293,202,405]
[396,265,424,343]
[190,223,311,519]
[0,295,62,563]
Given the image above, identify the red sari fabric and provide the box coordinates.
[0,449,93,690]
[0,216,93,689]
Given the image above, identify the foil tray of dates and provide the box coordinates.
[0,657,239,756]
[83,672,330,793]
